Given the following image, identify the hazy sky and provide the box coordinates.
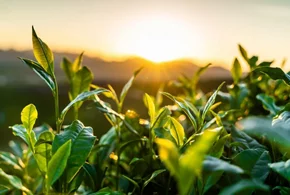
[1,0,290,68]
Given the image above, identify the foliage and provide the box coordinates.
[1,27,290,195]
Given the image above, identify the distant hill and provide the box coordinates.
[0,49,231,87]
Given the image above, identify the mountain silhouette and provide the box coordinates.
[0,49,231,87]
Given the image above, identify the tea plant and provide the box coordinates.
[1,27,290,195]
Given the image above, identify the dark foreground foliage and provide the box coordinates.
[1,27,290,195]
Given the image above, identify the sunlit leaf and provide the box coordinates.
[21,104,38,133]
[120,68,142,105]
[52,120,96,182]
[162,92,197,130]
[34,131,54,173]
[32,26,54,75]
[201,82,224,125]
[155,138,179,177]
[47,140,71,187]
[169,117,184,146]
[231,58,242,84]
[179,129,219,195]
[144,93,156,126]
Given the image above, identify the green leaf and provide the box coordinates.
[239,44,248,61]
[0,152,23,176]
[231,58,242,84]
[209,134,230,158]
[162,92,197,130]
[154,127,176,143]
[19,58,56,92]
[47,139,71,187]
[142,169,166,191]
[231,126,266,150]
[259,61,273,67]
[21,104,38,133]
[203,155,244,174]
[233,149,271,181]
[120,68,142,105]
[121,175,140,191]
[201,82,224,125]
[155,138,179,177]
[169,117,184,146]
[70,66,93,100]
[269,159,290,182]
[61,57,74,82]
[273,186,290,195]
[34,131,54,173]
[152,107,171,130]
[192,63,211,88]
[0,168,32,195]
[202,156,244,194]
[52,120,96,182]
[177,129,219,195]
[238,116,290,154]
[32,26,54,75]
[256,94,280,115]
[10,125,36,150]
[254,67,290,86]
[144,93,156,126]
[219,179,269,195]
[60,88,108,121]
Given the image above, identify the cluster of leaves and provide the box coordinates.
[1,28,290,195]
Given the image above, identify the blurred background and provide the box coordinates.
[1,0,290,149]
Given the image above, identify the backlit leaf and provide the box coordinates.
[32,26,54,75]
[169,117,184,146]
[120,68,142,105]
[144,93,155,126]
[231,58,242,84]
[34,131,54,173]
[155,138,179,177]
[21,104,38,133]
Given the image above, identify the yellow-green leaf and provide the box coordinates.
[21,104,38,133]
[169,117,184,146]
[144,93,155,126]
[32,26,54,75]
[47,140,71,187]
[155,138,179,177]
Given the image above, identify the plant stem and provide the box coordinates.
[53,76,60,133]
[115,104,122,191]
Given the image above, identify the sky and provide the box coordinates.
[1,0,290,69]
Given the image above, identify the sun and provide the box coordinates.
[115,15,203,63]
